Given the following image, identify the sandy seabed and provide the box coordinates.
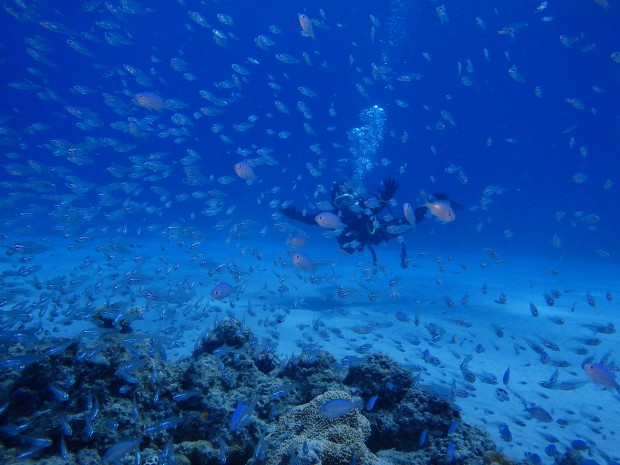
[1,234,619,463]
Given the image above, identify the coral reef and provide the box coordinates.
[0,317,512,465]
[267,390,375,465]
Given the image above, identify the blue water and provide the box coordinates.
[1,0,619,463]
[2,0,618,258]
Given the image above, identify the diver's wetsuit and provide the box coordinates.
[282,183,459,268]
[281,179,414,268]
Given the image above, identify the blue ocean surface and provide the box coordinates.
[0,0,619,464]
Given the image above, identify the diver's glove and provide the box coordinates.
[379,178,398,203]
[280,205,317,225]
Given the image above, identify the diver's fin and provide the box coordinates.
[413,206,428,224]
[280,206,318,225]
[430,192,463,210]
[432,192,450,201]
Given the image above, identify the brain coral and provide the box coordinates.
[267,390,377,465]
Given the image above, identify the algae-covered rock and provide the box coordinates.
[343,353,414,406]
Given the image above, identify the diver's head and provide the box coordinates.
[333,192,355,209]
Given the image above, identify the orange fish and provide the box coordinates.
[128,119,146,139]
[298,13,315,39]
[234,161,258,183]
[135,92,168,112]
[292,251,313,271]
[583,362,620,391]
[288,236,308,247]
[315,211,345,229]
[424,199,455,223]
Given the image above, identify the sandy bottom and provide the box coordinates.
[2,234,619,463]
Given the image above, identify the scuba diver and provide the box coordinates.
[281,178,458,269]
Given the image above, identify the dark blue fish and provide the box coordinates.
[365,394,379,411]
[268,382,298,400]
[0,354,47,371]
[161,436,175,463]
[571,439,589,451]
[522,398,553,423]
[544,444,559,457]
[119,385,132,395]
[252,432,268,463]
[524,405,553,422]
[447,420,460,434]
[538,432,559,443]
[217,435,228,465]
[496,388,509,402]
[102,438,140,464]
[60,417,72,437]
[172,389,201,402]
[394,311,409,322]
[499,424,512,442]
[419,428,428,447]
[502,367,510,385]
[84,415,95,439]
[15,435,53,460]
[446,442,456,463]
[524,452,542,465]
[60,434,69,460]
[145,416,184,435]
[48,384,69,402]
[229,401,255,432]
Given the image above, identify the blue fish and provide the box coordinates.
[394,311,409,322]
[447,442,456,463]
[211,282,234,300]
[229,401,255,432]
[15,435,53,461]
[320,399,363,419]
[525,452,542,465]
[503,367,510,385]
[419,428,428,447]
[172,389,201,402]
[60,434,69,461]
[571,439,589,451]
[102,438,140,464]
[448,420,459,434]
[544,444,559,457]
[217,435,229,465]
[499,424,512,442]
[365,394,379,411]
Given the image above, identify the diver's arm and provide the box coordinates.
[374,178,398,213]
[280,205,317,225]
[379,178,398,202]
[330,182,339,202]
